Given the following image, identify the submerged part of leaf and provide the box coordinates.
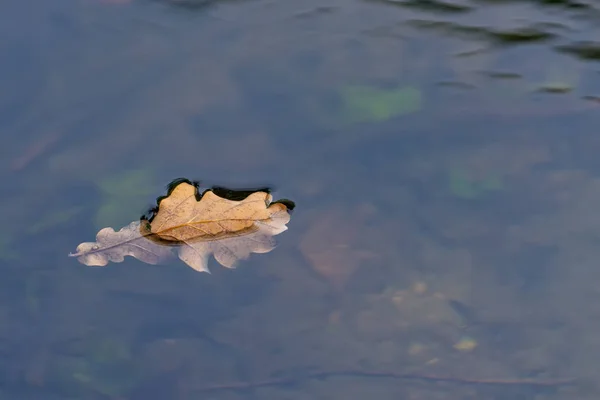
[175,228,279,272]
[70,180,294,272]
[70,221,173,267]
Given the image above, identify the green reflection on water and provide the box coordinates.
[340,85,422,123]
[95,169,156,229]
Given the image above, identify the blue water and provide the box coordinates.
[1,0,599,398]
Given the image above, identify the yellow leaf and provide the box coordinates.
[149,182,289,242]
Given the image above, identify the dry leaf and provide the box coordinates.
[69,179,295,272]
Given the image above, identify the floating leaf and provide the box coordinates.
[70,179,295,272]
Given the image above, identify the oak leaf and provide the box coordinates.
[69,179,294,272]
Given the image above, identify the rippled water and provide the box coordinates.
[1,0,599,398]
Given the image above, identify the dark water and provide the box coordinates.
[1,0,600,398]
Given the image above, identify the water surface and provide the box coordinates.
[1,0,599,398]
